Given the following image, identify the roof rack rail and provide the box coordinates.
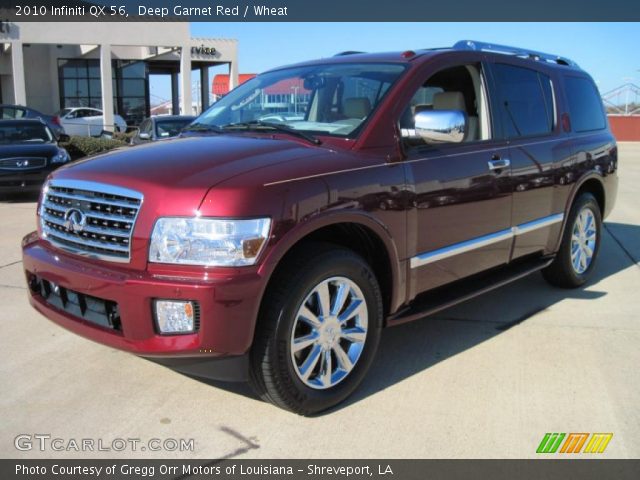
[453,40,578,67]
[334,51,365,57]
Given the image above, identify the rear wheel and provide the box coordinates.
[249,244,383,415]
[542,192,602,288]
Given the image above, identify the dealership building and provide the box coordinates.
[0,22,239,127]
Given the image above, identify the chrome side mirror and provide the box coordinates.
[138,132,151,140]
[414,110,467,143]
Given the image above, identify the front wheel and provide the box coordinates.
[542,192,602,288]
[249,244,383,415]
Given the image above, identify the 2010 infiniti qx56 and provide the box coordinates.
[23,41,617,414]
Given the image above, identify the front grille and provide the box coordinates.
[40,179,143,262]
[0,157,47,170]
[28,274,122,332]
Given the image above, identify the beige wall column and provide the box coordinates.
[100,44,114,131]
[180,45,192,115]
[229,60,239,91]
[11,41,27,105]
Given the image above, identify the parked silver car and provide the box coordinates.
[55,107,127,137]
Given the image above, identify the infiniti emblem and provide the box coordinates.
[63,208,86,233]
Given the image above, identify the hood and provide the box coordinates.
[0,143,60,158]
[52,134,325,215]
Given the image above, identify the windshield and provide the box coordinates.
[0,122,54,144]
[155,119,193,138]
[197,63,406,137]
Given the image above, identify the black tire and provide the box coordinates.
[249,243,383,415]
[542,192,602,288]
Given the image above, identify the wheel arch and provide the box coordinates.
[569,175,606,216]
[553,172,606,253]
[257,213,405,325]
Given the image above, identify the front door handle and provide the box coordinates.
[488,158,511,171]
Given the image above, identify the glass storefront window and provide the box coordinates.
[63,79,89,97]
[121,79,145,97]
[58,58,149,126]
[89,79,102,97]
[120,61,145,78]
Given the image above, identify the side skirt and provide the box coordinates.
[386,255,555,327]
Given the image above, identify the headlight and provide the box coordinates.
[149,217,271,266]
[51,148,70,164]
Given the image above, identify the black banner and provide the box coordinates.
[0,0,640,22]
[2,460,640,480]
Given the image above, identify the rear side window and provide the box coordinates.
[1,107,25,119]
[564,76,606,132]
[492,63,555,138]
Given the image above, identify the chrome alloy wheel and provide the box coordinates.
[570,207,597,274]
[290,276,368,390]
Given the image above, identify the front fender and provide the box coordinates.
[257,210,405,315]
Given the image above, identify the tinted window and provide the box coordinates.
[493,64,555,138]
[564,76,606,132]
[1,107,26,119]
[155,119,192,138]
[0,122,53,144]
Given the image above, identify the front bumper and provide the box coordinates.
[0,169,51,193]
[22,232,265,381]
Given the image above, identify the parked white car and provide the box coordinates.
[55,108,127,137]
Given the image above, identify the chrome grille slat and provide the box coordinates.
[40,180,143,263]
[42,225,130,253]
[44,202,135,225]
[41,212,130,239]
[47,190,139,209]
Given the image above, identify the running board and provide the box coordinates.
[386,256,555,327]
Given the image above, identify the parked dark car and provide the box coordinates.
[130,115,196,145]
[23,41,617,414]
[0,119,71,196]
[0,104,65,138]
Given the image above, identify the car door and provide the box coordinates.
[61,110,83,136]
[400,60,513,295]
[487,59,571,261]
[84,109,105,136]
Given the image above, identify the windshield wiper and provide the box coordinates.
[223,121,321,145]
[182,122,225,133]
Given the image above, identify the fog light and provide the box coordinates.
[154,300,196,334]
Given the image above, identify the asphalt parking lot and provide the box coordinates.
[1,144,638,459]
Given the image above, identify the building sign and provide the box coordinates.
[191,45,217,56]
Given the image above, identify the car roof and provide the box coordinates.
[0,104,37,111]
[0,118,47,125]
[265,50,439,72]
[265,42,582,73]
[151,115,196,121]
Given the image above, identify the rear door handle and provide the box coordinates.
[488,158,511,171]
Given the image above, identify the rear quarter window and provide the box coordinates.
[564,76,607,133]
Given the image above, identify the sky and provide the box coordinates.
[150,23,639,105]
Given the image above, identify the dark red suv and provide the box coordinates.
[23,41,617,414]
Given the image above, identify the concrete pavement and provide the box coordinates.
[1,144,638,459]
